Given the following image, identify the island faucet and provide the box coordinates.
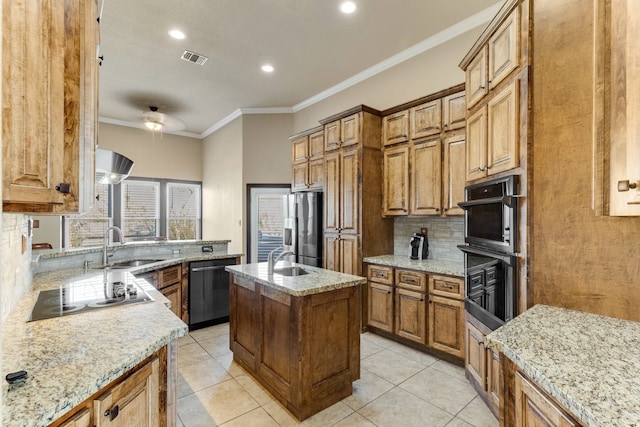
[267,246,294,275]
[102,226,126,266]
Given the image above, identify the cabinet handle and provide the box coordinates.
[444,208,449,212]
[443,123,448,128]
[387,291,392,295]
[618,180,638,192]
[486,165,492,170]
[479,84,485,90]
[435,208,439,212]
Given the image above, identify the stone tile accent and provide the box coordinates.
[393,217,464,262]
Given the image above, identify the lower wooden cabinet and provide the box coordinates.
[136,265,182,319]
[514,371,580,427]
[365,264,464,361]
[51,346,170,427]
[324,233,360,276]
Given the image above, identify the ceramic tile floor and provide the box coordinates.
[176,323,499,427]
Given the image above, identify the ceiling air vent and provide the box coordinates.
[180,50,208,65]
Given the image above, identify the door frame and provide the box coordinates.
[246,184,291,263]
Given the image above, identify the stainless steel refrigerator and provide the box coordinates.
[283,192,323,267]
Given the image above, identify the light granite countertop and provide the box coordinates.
[363,255,464,277]
[2,268,188,427]
[486,304,640,427]
[226,262,366,296]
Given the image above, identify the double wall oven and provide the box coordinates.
[458,175,520,331]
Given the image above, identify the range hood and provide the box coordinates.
[95,148,134,184]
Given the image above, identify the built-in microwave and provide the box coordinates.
[458,175,519,255]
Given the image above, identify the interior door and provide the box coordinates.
[247,185,290,263]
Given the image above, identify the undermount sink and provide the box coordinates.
[273,266,310,277]
[99,259,163,269]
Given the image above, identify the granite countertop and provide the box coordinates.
[363,255,464,277]
[1,268,188,426]
[226,262,366,297]
[486,304,640,427]
[97,251,242,274]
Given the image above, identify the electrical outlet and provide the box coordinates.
[420,227,428,235]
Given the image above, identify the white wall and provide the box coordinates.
[201,117,244,252]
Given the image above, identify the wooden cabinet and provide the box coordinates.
[366,264,394,332]
[52,347,171,427]
[395,269,428,344]
[94,356,160,427]
[428,275,464,359]
[137,265,182,319]
[514,371,580,427]
[290,127,324,191]
[381,85,466,217]
[3,0,98,213]
[382,110,410,146]
[464,313,500,418]
[460,0,526,183]
[321,106,392,276]
[382,145,410,216]
[229,274,361,421]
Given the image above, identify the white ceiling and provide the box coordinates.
[98,0,502,138]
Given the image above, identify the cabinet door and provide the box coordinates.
[428,295,464,358]
[383,145,409,216]
[395,288,427,344]
[231,276,260,369]
[339,234,360,276]
[410,100,442,140]
[487,79,519,175]
[487,349,501,411]
[341,113,360,148]
[465,320,487,390]
[324,152,340,233]
[58,407,91,427]
[324,120,341,151]
[308,158,324,190]
[442,92,467,131]
[466,47,489,109]
[340,149,360,234]
[292,135,309,164]
[411,139,442,215]
[514,371,580,427]
[383,110,410,146]
[161,283,181,318]
[466,106,488,181]
[443,135,466,216]
[94,356,159,427]
[368,282,394,332]
[488,7,520,90]
[292,162,309,191]
[309,130,324,159]
[324,233,340,272]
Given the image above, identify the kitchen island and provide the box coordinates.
[486,304,640,427]
[226,262,366,420]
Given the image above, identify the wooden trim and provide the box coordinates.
[381,83,465,116]
[288,125,324,141]
[318,105,381,125]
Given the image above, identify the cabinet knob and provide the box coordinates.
[618,180,638,192]
[479,85,485,90]
[444,208,449,212]
[443,123,448,128]
[55,183,71,194]
[435,208,439,212]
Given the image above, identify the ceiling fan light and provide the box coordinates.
[145,120,163,131]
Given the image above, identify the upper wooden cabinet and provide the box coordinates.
[289,127,324,191]
[460,0,526,183]
[324,112,360,151]
[3,0,98,213]
[382,85,466,217]
[382,110,410,147]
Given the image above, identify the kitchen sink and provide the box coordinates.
[98,259,163,269]
[273,266,310,277]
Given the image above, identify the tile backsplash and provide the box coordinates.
[394,216,464,262]
[2,214,33,322]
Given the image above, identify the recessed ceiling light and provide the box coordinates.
[340,1,357,14]
[261,64,274,73]
[168,29,185,40]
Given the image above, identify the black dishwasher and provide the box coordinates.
[189,259,234,330]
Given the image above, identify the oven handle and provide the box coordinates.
[458,195,521,209]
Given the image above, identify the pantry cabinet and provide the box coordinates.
[321,106,393,276]
[3,0,99,213]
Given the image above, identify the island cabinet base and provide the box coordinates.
[229,274,361,421]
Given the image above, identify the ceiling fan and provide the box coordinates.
[141,106,185,132]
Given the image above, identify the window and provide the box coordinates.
[63,178,202,248]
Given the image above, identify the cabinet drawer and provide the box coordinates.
[395,269,427,292]
[158,265,182,289]
[367,264,393,285]
[429,275,464,300]
[485,266,497,285]
[469,272,484,294]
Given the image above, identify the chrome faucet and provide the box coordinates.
[102,226,126,266]
[267,246,294,275]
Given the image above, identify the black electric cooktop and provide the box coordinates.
[30,271,153,322]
